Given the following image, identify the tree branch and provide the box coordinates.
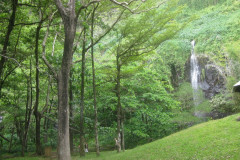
[54,0,67,17]
[134,0,167,14]
[42,114,81,133]
[110,0,167,14]
[0,133,10,142]
[18,3,37,7]
[14,17,48,26]
[85,9,125,52]
[1,65,18,87]
[41,76,51,115]
[109,0,136,13]
[73,58,82,65]
[76,0,101,18]
[42,12,58,80]
[0,54,22,66]
[51,21,62,57]
[73,29,84,53]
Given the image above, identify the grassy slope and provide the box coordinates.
[5,114,240,160]
[78,113,240,160]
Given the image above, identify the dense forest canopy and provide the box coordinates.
[0,0,240,159]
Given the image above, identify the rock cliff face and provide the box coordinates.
[185,54,226,99]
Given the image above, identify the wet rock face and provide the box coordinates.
[201,64,226,98]
[185,54,226,99]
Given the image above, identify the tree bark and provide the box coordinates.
[34,21,43,156]
[35,112,42,155]
[20,60,33,156]
[23,71,32,153]
[57,36,75,160]
[54,1,77,159]
[43,80,52,145]
[69,71,74,154]
[0,0,18,95]
[80,27,86,157]
[91,5,100,156]
[121,111,125,151]
[116,54,121,153]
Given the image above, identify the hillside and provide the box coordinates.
[5,114,240,160]
[159,0,240,128]
[79,113,240,160]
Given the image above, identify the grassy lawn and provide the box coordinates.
[100,113,240,160]
[4,113,240,160]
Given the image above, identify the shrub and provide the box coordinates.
[210,93,240,118]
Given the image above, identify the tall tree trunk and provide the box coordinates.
[0,0,18,95]
[44,80,52,146]
[91,5,100,156]
[20,60,33,156]
[56,14,76,160]
[23,72,32,153]
[46,1,78,160]
[34,22,43,156]
[116,55,121,153]
[121,111,125,151]
[80,27,86,157]
[69,71,74,154]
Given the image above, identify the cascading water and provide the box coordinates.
[190,40,201,108]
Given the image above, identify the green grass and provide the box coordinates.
[82,113,240,160]
[5,113,240,160]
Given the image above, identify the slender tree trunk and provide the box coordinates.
[21,134,25,156]
[116,55,121,153]
[8,128,14,152]
[0,0,18,95]
[43,115,48,144]
[80,27,86,157]
[20,62,33,156]
[69,71,74,154]
[121,111,125,151]
[34,22,43,156]
[91,5,100,156]
[35,112,42,154]
[44,83,52,145]
[23,74,31,152]
[15,118,25,156]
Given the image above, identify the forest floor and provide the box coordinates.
[4,113,240,160]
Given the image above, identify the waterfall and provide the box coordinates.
[190,40,201,107]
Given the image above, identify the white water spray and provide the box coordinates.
[190,40,201,107]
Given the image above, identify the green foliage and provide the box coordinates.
[120,61,179,148]
[210,93,240,114]
[174,82,194,111]
[195,100,211,113]
[226,40,240,61]
[98,127,116,148]
[171,111,202,129]
[179,0,226,10]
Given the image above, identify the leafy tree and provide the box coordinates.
[105,0,184,152]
